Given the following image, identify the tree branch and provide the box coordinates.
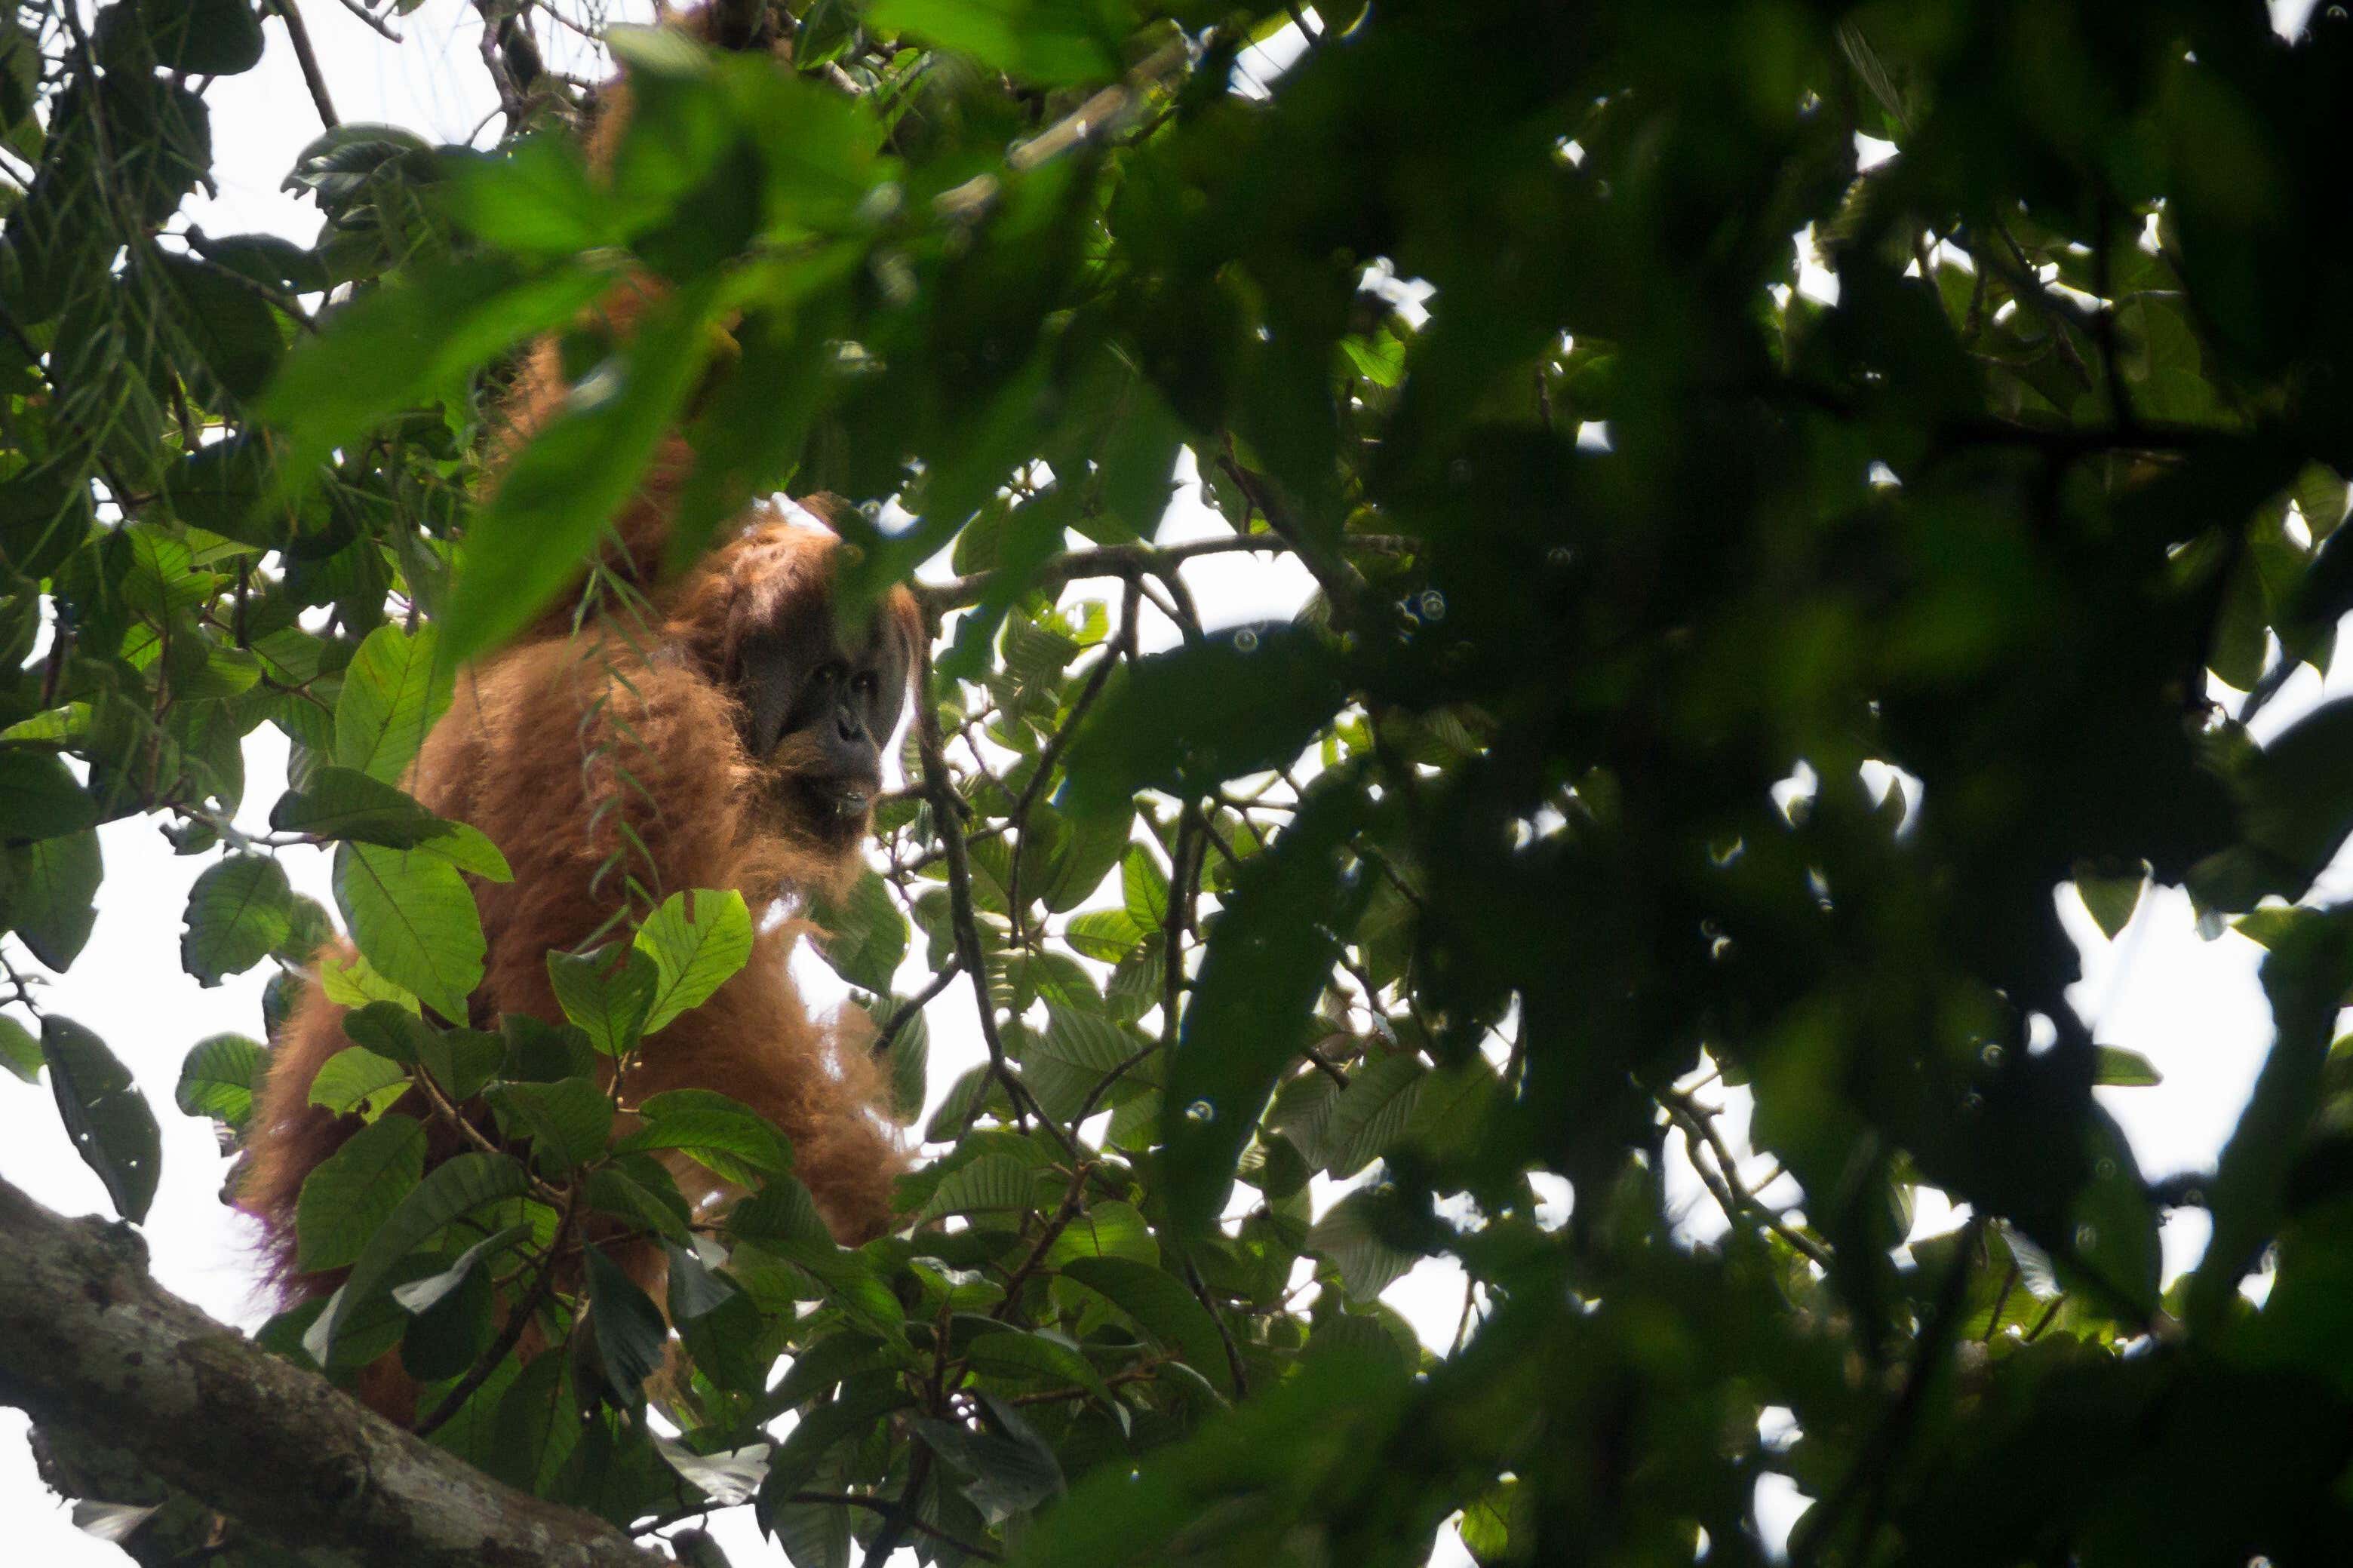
[0,1176,669,1568]
[908,631,1080,1159]
[913,532,1411,617]
[264,0,339,130]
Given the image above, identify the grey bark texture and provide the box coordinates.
[0,1174,675,1568]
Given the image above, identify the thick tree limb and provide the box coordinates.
[0,1175,672,1568]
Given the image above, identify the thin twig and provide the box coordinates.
[413,1209,571,1436]
[1178,1254,1249,1398]
[909,631,1078,1159]
[868,954,962,1060]
[329,0,402,41]
[266,0,339,128]
[914,532,1410,616]
[999,577,1141,944]
[1657,1087,1832,1269]
[859,1446,935,1566]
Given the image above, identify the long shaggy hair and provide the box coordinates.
[236,9,920,1326]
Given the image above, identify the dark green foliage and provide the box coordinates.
[19,1,2353,1564]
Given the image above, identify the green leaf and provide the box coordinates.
[2189,911,2353,1332]
[808,870,907,995]
[1064,907,1144,962]
[585,1161,693,1244]
[444,277,723,658]
[413,821,512,882]
[1061,627,1346,819]
[1056,1257,1234,1397]
[180,852,293,986]
[1166,783,1362,1232]
[2075,871,2146,941]
[2092,1046,2164,1088]
[919,1152,1046,1223]
[548,941,659,1056]
[296,1113,427,1272]
[1043,1199,1157,1266]
[0,1015,40,1082]
[318,949,419,1014]
[343,1000,429,1066]
[1042,805,1133,913]
[2060,1106,2161,1321]
[419,1027,505,1102]
[270,766,450,848]
[1308,1189,1418,1302]
[306,1150,530,1363]
[963,1329,1111,1402]
[41,1017,161,1223]
[1319,1052,1427,1177]
[444,133,611,258]
[2,828,103,970]
[0,749,95,844]
[174,1033,266,1129]
[582,1241,671,1407]
[1013,1351,1408,1568]
[333,841,485,1023]
[260,256,610,487]
[865,0,1129,86]
[913,1392,1067,1526]
[486,1078,615,1171]
[1120,842,1170,931]
[634,888,755,1033]
[333,624,454,786]
[140,0,264,75]
[392,1223,531,1315]
[614,1088,794,1186]
[158,251,283,400]
[307,1045,410,1120]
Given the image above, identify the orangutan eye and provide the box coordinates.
[852,670,878,701]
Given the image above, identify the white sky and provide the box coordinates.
[0,2,2338,1562]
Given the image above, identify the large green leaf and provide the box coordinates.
[270,766,451,848]
[486,1078,614,1172]
[333,624,454,787]
[180,852,293,986]
[2,828,102,970]
[1061,628,1346,820]
[260,256,610,486]
[139,0,264,75]
[634,888,754,1033]
[306,1045,411,1121]
[613,1088,794,1186]
[581,1241,671,1408]
[174,1033,266,1130]
[0,1016,41,1083]
[1058,1257,1234,1397]
[547,941,659,1057]
[808,870,906,994]
[442,277,723,658]
[41,1017,161,1223]
[865,0,1130,86]
[304,1150,529,1364]
[1164,783,1362,1232]
[295,1112,427,1272]
[0,749,95,843]
[333,841,485,1023]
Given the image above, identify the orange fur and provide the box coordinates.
[237,11,922,1358]
[240,526,920,1303]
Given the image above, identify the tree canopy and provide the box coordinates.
[7,0,2353,1563]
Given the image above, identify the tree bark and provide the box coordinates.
[0,1174,674,1568]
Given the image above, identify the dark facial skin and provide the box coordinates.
[736,603,911,838]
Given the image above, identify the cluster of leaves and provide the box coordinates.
[17,0,2353,1564]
